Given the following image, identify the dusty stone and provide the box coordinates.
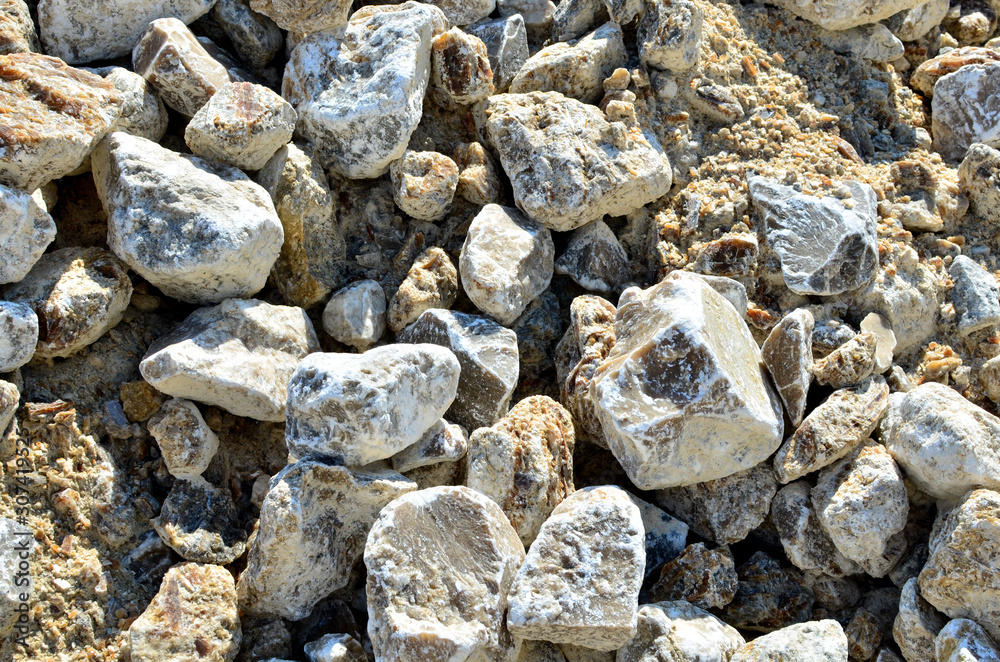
[910,47,1000,98]
[812,332,878,388]
[140,298,320,422]
[212,0,283,72]
[466,14,528,92]
[467,395,575,545]
[729,620,848,662]
[365,486,524,662]
[0,0,37,55]
[390,150,459,222]
[483,91,671,232]
[152,476,247,564]
[432,28,494,105]
[0,178,56,287]
[130,562,241,662]
[932,63,1000,162]
[886,0,949,41]
[93,132,284,304]
[857,529,908,579]
[881,383,1000,500]
[398,309,519,430]
[774,376,890,484]
[387,248,459,333]
[304,633,367,662]
[648,543,738,609]
[506,485,644,651]
[772,482,863,577]
[248,0,350,33]
[617,601,745,662]
[551,0,607,42]
[0,300,35,371]
[936,619,1000,662]
[239,460,416,621]
[554,219,631,295]
[638,0,704,72]
[102,67,168,143]
[322,280,386,351]
[282,2,448,178]
[762,308,814,427]
[454,142,502,205]
[856,245,939,353]
[860,313,896,374]
[499,0,556,40]
[0,54,122,191]
[120,381,167,422]
[845,608,882,661]
[0,381,15,433]
[718,551,814,633]
[390,418,467,474]
[147,398,219,478]
[959,143,1000,224]
[591,271,784,490]
[949,256,1000,336]
[629,495,688,578]
[815,24,904,62]
[460,203,555,326]
[894,578,947,662]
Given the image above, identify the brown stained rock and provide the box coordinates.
[690,232,759,278]
[387,248,459,333]
[432,28,494,105]
[129,562,242,662]
[0,0,37,55]
[812,332,877,388]
[761,308,814,426]
[453,141,502,206]
[718,551,814,633]
[467,395,575,546]
[0,54,122,191]
[119,380,166,422]
[910,46,1000,97]
[648,543,738,610]
[772,482,863,578]
[389,150,459,222]
[152,476,247,565]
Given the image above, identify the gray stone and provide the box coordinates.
[322,280,386,352]
[886,0,949,41]
[648,543,738,610]
[551,0,607,42]
[603,0,642,23]
[959,143,1000,225]
[718,552,814,633]
[932,63,1000,162]
[0,517,32,637]
[425,0,495,27]
[949,255,1000,336]
[0,301,35,372]
[499,0,556,40]
[389,150,459,222]
[936,619,1000,662]
[213,0,283,72]
[0,185,55,287]
[762,308,814,427]
[629,495,688,579]
[466,14,529,92]
[554,219,631,295]
[102,67,169,143]
[894,578,947,662]
[772,482,863,577]
[249,0,350,34]
[147,398,219,478]
[638,0,704,72]
[152,476,247,565]
[617,601,745,662]
[729,621,848,662]
[390,418,467,474]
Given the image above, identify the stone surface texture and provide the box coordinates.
[617,601,745,662]
[638,0,704,72]
[388,248,460,333]
[249,0,351,33]
[959,143,1000,225]
[728,620,848,662]
[147,398,219,478]
[0,0,37,55]
[936,619,1000,662]
[389,150,459,222]
[761,308,814,426]
[553,219,631,295]
[0,300,36,371]
[893,577,947,662]
[152,475,246,564]
[648,542,738,609]
[932,64,1000,162]
[322,280,386,352]
[466,14,528,92]
[431,28,494,105]
[0,183,56,285]
[102,67,169,143]
[949,255,1000,336]
[811,332,878,388]
[772,481,863,577]
[390,418,468,474]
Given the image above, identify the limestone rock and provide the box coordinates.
[1,247,132,359]
[93,132,284,304]
[519,641,568,662]
[390,418,467,474]
[239,460,416,621]
[185,82,296,171]
[466,14,528,92]
[506,485,644,651]
[560,645,614,662]
[553,219,631,295]
[933,63,1000,162]
[0,183,56,286]
[460,204,555,326]
[0,381,15,434]
[0,0,37,55]
[774,376,890,484]
[432,28,494,105]
[304,633,367,662]
[815,23,904,62]
[936,619,1000,662]
[551,0,607,42]
[894,578,947,662]
[812,332,877,388]
[454,141,503,205]
[212,0,284,72]
[0,301,36,372]
[761,309,813,426]
[857,245,939,352]
[102,67,169,143]
[949,256,1000,336]
[591,271,784,490]
[772,481,863,577]
[860,312,896,374]
[0,54,122,191]
[322,280,386,351]
[282,2,448,178]
[499,0,556,40]
[140,298,320,422]
[749,177,878,296]
[959,143,1000,225]
[130,562,241,662]
[389,150,459,222]
[147,398,219,478]
[387,248,459,333]
[638,0,704,72]
[648,543,738,609]
[729,620,848,662]
[910,47,1000,98]
[617,601,745,662]
[483,91,671,232]
[152,476,247,564]
[719,552,814,633]
[630,495,688,578]
[881,383,1000,500]
[425,0,495,25]
[398,309,519,430]
[365,486,524,662]
[467,395,575,545]
[248,0,350,34]
[285,344,460,465]
[886,0,949,41]
[603,0,642,23]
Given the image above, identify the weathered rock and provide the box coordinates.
[881,383,1000,500]
[886,0,949,41]
[919,489,1000,640]
[0,380,15,434]
[0,300,36,371]
[844,608,882,661]
[147,398,219,478]
[102,67,169,143]
[467,395,575,545]
[500,0,556,40]
[774,376,890,484]
[638,0,704,72]
[322,280,386,351]
[749,177,878,296]
[282,2,448,178]
[858,529,908,579]
[365,486,524,662]
[454,141,502,205]
[398,309,519,430]
[718,551,814,633]
[949,255,1000,336]
[815,23,904,62]
[812,332,878,388]
[856,245,939,353]
[304,633,367,662]
[248,0,350,33]
[910,47,1000,98]
[512,290,564,376]
[483,91,671,232]
[648,543,738,609]
[212,0,283,72]
[617,601,745,662]
[152,476,247,564]
[591,271,784,490]
[432,28,494,105]
[239,461,415,621]
[762,309,814,426]
[387,248,459,333]
[140,298,320,422]
[655,463,778,545]
[93,132,284,304]
[517,641,568,662]
[466,14,528,92]
[554,219,631,295]
[0,54,122,191]
[506,485,644,650]
[602,0,642,22]
[390,418,467,473]
[551,0,607,42]
[959,143,1000,225]
[630,495,688,578]
[1,247,132,359]
[559,645,614,662]
[860,313,896,374]
[389,150,459,222]
[936,619,1000,662]
[894,577,947,662]
[729,620,848,662]
[772,482,863,577]
[130,562,241,662]
[932,63,1000,162]
[0,0,37,55]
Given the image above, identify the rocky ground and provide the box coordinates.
[1,0,1000,660]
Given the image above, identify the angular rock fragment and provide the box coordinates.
[387,248,459,333]
[506,486,644,651]
[815,24,904,62]
[365,486,524,662]
[239,461,415,621]
[551,0,608,42]
[932,64,1000,162]
[0,184,56,286]
[0,301,35,372]
[140,299,320,422]
[761,308,813,427]
[886,0,949,41]
[102,67,168,143]
[424,0,495,25]
[432,28,494,105]
[638,0,704,72]
[591,271,784,489]
[617,601,745,662]
[213,0,283,72]
[322,280,386,351]
[248,0,350,33]
[857,245,939,353]
[910,47,1000,97]
[893,578,947,662]
[936,619,1000,662]
[0,381,15,433]
[648,543,738,609]
[147,398,219,478]
[466,13,528,92]
[390,418,467,474]
[860,313,896,374]
[949,255,1000,336]
[959,143,1000,225]
[630,495,688,578]
[729,620,848,662]
[812,332,877,388]
[554,220,631,295]
[389,150,459,222]
[0,0,37,55]
[454,142,502,205]
[719,552,814,633]
[152,476,246,564]
[772,482,863,577]
[304,633,367,662]
[603,0,642,23]
[500,0,556,40]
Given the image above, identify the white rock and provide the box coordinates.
[140,298,320,422]
[147,399,219,478]
[425,0,495,26]
[102,67,168,143]
[616,601,745,662]
[638,0,704,72]
[431,28,494,105]
[894,578,947,662]
[0,184,56,286]
[761,308,814,427]
[466,13,529,92]
[729,620,848,662]
[249,0,351,34]
[305,633,367,662]
[886,0,950,41]
[816,23,904,62]
[857,245,938,353]
[390,418,467,474]
[389,150,459,222]
[0,517,32,637]
[322,280,386,352]
[949,255,1000,336]
[0,381,16,434]
[932,63,1000,162]
[860,312,896,373]
[772,481,863,577]
[936,619,1000,662]
[763,0,925,30]
[499,0,556,40]
[0,301,36,372]
[959,143,1000,225]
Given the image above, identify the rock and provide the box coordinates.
[590,271,784,490]
[398,309,519,430]
[185,82,296,171]
[551,0,607,42]
[655,463,778,545]
[212,0,283,72]
[910,47,1000,98]
[638,0,704,72]
[390,418,467,473]
[454,141,503,205]
[147,398,219,478]
[510,22,626,105]
[932,63,1000,162]
[249,0,350,33]
[102,67,169,143]
[140,298,320,422]
[425,0,495,26]
[322,280,386,351]
[560,645,614,662]
[617,601,745,662]
[432,28,494,105]
[749,177,878,296]
[460,204,555,326]
[0,381,15,433]
[603,0,642,23]
[389,150,459,222]
[257,142,344,308]
[239,460,415,620]
[949,256,1000,336]
[518,641,568,662]
[860,313,896,374]
[0,54,122,191]
[0,301,36,371]
[466,14,528,93]
[506,485,644,651]
[0,184,56,287]
[881,383,1000,500]
[553,219,631,295]
[304,633,367,662]
[857,529,908,579]
[0,0,37,54]
[936,619,1000,662]
[152,476,246,564]
[499,0,556,40]
[886,0,950,41]
[129,562,241,662]
[365,486,524,662]
[761,309,814,427]
[894,578,947,662]
[811,332,877,388]
[282,2,448,178]
[1,247,132,359]
[844,608,882,661]
[959,143,1000,224]
[483,91,671,232]
[919,489,1000,640]
[387,247,459,333]
[467,395,575,545]
[512,290,564,376]
[630,495,688,578]
[729,620,848,662]
[648,543,738,609]
[93,132,284,304]
[815,23,904,62]
[857,245,939,353]
[718,551,814,633]
[120,381,167,422]
[774,376,890,484]
[772,482,863,577]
